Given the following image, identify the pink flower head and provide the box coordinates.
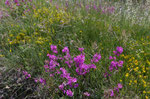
[44,65,49,69]
[74,54,85,65]
[114,87,119,93]
[14,0,19,3]
[56,70,60,74]
[116,47,123,54]
[113,57,116,60]
[5,0,10,6]
[118,83,123,89]
[47,54,57,60]
[104,72,111,78]
[74,83,79,88]
[93,4,97,10]
[110,90,114,97]
[67,77,77,85]
[16,3,20,6]
[109,56,113,60]
[60,68,70,78]
[86,5,90,11]
[84,92,90,96]
[39,78,46,85]
[23,71,31,79]
[118,60,123,67]
[34,79,38,83]
[50,74,54,77]
[23,71,28,75]
[59,84,64,90]
[90,64,96,69]
[27,74,31,78]
[78,48,84,52]
[50,45,58,54]
[109,61,118,71]
[91,53,101,63]
[66,89,73,97]
[62,46,69,53]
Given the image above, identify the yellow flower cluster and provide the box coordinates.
[121,53,150,97]
[33,6,71,25]
[8,33,31,45]
[119,37,150,98]
[8,31,53,46]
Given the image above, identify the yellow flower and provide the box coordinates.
[143,70,146,73]
[143,84,147,87]
[129,59,132,62]
[147,60,150,65]
[120,54,124,57]
[138,71,141,74]
[124,55,129,59]
[142,80,146,84]
[49,42,52,45]
[132,57,135,60]
[141,38,144,41]
[37,9,41,13]
[9,41,12,45]
[80,30,82,33]
[9,34,13,37]
[39,53,42,56]
[125,73,129,77]
[0,55,4,57]
[16,35,21,40]
[130,80,132,83]
[143,91,146,94]
[134,80,137,84]
[144,76,147,79]
[146,67,149,70]
[139,75,142,78]
[59,40,61,44]
[134,60,138,65]
[129,83,131,85]
[145,96,148,99]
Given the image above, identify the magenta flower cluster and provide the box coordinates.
[5,0,32,6]
[74,53,99,75]
[22,45,124,97]
[113,47,123,56]
[42,45,101,97]
[22,71,31,79]
[34,78,46,85]
[5,0,33,14]
[109,47,124,72]
[110,83,123,97]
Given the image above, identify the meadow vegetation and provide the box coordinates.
[0,0,150,98]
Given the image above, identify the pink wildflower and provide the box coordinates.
[84,92,90,96]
